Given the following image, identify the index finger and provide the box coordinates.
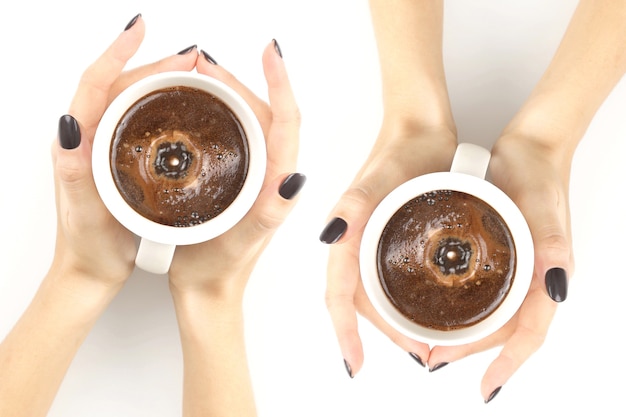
[68,14,145,136]
[262,40,301,178]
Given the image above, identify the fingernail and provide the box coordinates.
[408,352,425,368]
[545,267,568,302]
[319,217,347,244]
[343,359,354,379]
[485,386,502,404]
[124,13,141,31]
[177,44,197,55]
[273,38,283,58]
[200,50,218,65]
[58,115,81,150]
[429,362,449,373]
[279,173,306,200]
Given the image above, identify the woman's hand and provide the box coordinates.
[428,133,573,402]
[0,15,199,417]
[169,40,303,302]
[167,41,303,417]
[321,123,457,377]
[51,15,198,289]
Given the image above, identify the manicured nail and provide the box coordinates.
[429,362,449,373]
[200,50,218,65]
[343,359,354,379]
[408,352,425,368]
[58,115,81,150]
[273,38,283,58]
[319,217,347,244]
[177,44,197,55]
[545,267,568,302]
[124,13,141,31]
[485,386,502,404]
[279,173,306,200]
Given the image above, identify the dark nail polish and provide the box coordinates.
[545,267,568,302]
[124,13,141,31]
[429,362,449,373]
[279,173,306,200]
[58,115,81,150]
[200,50,218,65]
[343,359,354,379]
[408,352,425,368]
[273,38,283,58]
[319,217,347,244]
[177,44,197,55]
[485,386,502,404]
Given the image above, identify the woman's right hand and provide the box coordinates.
[320,122,457,377]
[51,15,198,288]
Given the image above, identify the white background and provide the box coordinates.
[1,1,625,416]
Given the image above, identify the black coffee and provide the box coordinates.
[110,86,249,227]
[377,190,516,331]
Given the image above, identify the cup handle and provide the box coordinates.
[450,143,491,179]
[135,238,176,275]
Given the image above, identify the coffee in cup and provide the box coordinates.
[110,85,249,227]
[377,189,516,331]
[93,72,266,275]
[361,143,533,346]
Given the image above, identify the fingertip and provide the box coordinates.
[545,267,568,302]
[272,38,283,58]
[278,173,306,200]
[199,49,218,66]
[485,386,503,404]
[343,358,354,378]
[120,13,145,47]
[341,341,364,378]
[58,114,81,150]
[319,217,348,244]
[263,39,289,86]
[123,13,142,31]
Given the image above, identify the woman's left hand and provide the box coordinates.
[169,41,304,299]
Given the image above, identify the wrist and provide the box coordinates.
[169,280,245,312]
[170,286,245,338]
[499,103,581,164]
[382,85,457,136]
[46,262,124,308]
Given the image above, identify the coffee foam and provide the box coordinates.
[377,190,516,331]
[110,86,249,227]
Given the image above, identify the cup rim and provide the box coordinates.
[92,71,266,245]
[360,171,534,346]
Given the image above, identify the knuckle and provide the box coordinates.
[56,159,85,187]
[341,183,376,211]
[535,226,570,254]
[325,292,352,312]
[252,209,285,235]
[273,106,302,126]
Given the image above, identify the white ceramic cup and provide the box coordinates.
[92,72,266,275]
[360,143,533,346]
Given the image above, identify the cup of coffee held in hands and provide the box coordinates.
[360,143,533,346]
[93,72,266,274]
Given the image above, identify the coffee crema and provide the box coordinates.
[377,190,516,331]
[110,86,249,227]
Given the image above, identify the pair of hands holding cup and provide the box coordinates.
[321,124,571,402]
[51,11,569,409]
[53,15,303,297]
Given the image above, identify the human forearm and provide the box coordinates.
[0,269,120,417]
[170,287,255,417]
[369,0,454,130]
[502,0,626,156]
